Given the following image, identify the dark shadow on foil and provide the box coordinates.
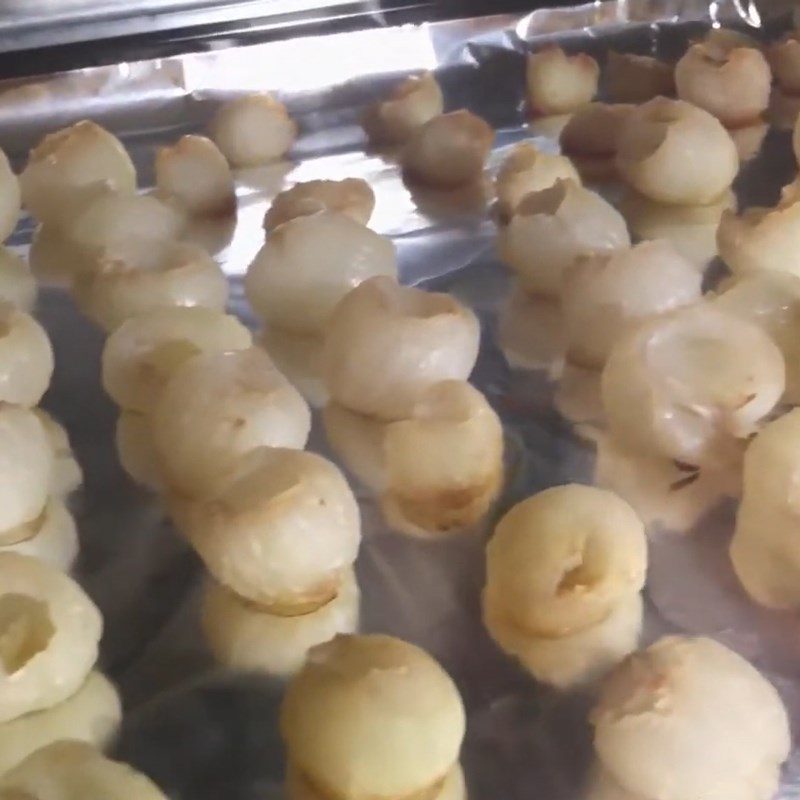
[114,672,286,800]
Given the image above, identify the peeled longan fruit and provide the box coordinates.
[281,634,466,800]
[382,380,504,537]
[115,411,161,492]
[562,240,702,369]
[606,52,675,105]
[494,142,580,222]
[0,407,53,540]
[618,187,736,269]
[484,485,646,639]
[559,103,633,181]
[616,98,738,205]
[362,71,444,145]
[0,553,102,724]
[591,636,790,800]
[0,248,36,312]
[322,276,480,421]
[601,305,784,467]
[498,179,630,298]
[717,186,800,277]
[402,110,494,188]
[202,569,360,677]
[712,271,800,405]
[72,240,228,332]
[67,189,187,277]
[526,46,599,116]
[0,303,54,407]
[0,740,168,799]
[101,306,252,414]
[153,347,311,498]
[675,42,771,128]
[0,670,120,776]
[246,211,397,335]
[210,93,297,168]
[20,120,136,229]
[1,499,79,574]
[264,178,375,232]
[169,447,360,611]
[32,409,82,499]
[155,134,236,217]
[484,588,643,689]
[768,31,800,95]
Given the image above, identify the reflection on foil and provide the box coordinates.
[1,1,798,798]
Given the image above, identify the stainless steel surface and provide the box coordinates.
[3,2,799,798]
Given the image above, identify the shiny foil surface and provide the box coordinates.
[2,1,799,797]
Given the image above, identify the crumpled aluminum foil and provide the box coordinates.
[2,2,799,797]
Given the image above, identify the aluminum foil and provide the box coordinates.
[0,0,382,54]
[3,2,800,798]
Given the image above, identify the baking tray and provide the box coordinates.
[3,1,800,798]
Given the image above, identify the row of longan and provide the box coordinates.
[97,305,363,677]
[0,289,83,573]
[0,123,158,783]
[0,137,86,572]
[88,112,483,792]
[242,102,506,538]
[120,109,366,674]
